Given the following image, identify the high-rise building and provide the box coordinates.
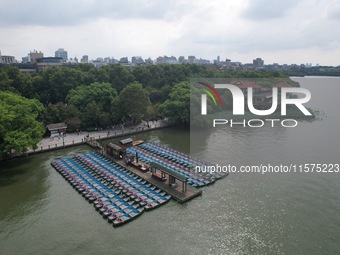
[22,56,29,64]
[225,58,231,68]
[188,56,196,64]
[156,56,164,64]
[36,57,63,71]
[144,58,153,65]
[156,56,179,65]
[119,57,129,64]
[178,56,186,63]
[253,58,264,68]
[80,55,88,63]
[55,48,68,61]
[198,58,210,65]
[132,56,144,65]
[29,50,44,64]
[167,56,178,64]
[0,50,16,64]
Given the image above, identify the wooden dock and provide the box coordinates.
[115,159,202,203]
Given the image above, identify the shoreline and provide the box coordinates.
[1,120,172,162]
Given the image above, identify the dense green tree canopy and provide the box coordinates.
[0,70,14,92]
[106,65,135,93]
[67,82,118,111]
[0,64,294,129]
[119,82,151,124]
[160,81,190,125]
[66,82,120,127]
[0,92,45,158]
[43,103,82,130]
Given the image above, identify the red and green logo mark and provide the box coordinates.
[197,82,223,106]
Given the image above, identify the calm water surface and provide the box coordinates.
[0,77,339,255]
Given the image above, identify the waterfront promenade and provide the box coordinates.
[23,120,169,156]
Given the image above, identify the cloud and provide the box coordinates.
[0,0,188,26]
[327,1,340,20]
[242,0,299,20]
[176,0,340,54]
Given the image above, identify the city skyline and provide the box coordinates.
[1,49,331,67]
[1,0,340,66]
[2,49,325,69]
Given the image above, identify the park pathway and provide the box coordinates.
[24,120,169,155]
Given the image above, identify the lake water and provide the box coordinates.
[0,77,339,255]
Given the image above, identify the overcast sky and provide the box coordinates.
[1,0,339,65]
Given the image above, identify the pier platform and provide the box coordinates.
[115,159,202,203]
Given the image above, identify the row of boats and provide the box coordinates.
[51,152,171,226]
[126,142,227,187]
[143,143,227,181]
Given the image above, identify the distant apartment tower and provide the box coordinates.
[22,56,29,64]
[225,58,231,68]
[96,57,104,63]
[198,58,210,65]
[29,50,44,64]
[36,57,63,71]
[0,50,16,64]
[80,55,89,63]
[132,56,144,65]
[188,55,196,64]
[119,57,129,64]
[144,58,153,65]
[178,56,186,64]
[166,56,178,64]
[253,58,264,68]
[156,56,164,65]
[55,48,68,61]
[158,55,178,64]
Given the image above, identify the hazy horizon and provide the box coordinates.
[1,0,340,66]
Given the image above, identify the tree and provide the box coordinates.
[82,101,111,128]
[159,81,190,125]
[145,104,160,122]
[35,67,86,104]
[107,65,135,93]
[149,88,163,104]
[0,70,15,93]
[119,82,151,124]
[0,92,45,158]
[67,82,117,111]
[66,82,120,127]
[132,66,152,86]
[43,103,82,131]
[110,97,122,124]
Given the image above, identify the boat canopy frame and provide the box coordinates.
[150,162,188,193]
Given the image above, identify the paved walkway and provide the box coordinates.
[27,120,169,154]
